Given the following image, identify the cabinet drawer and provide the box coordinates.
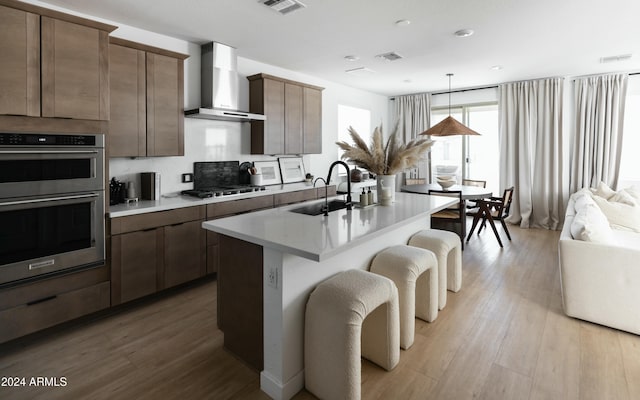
[0,264,108,311]
[0,281,110,343]
[207,196,274,218]
[111,205,205,234]
[273,188,317,206]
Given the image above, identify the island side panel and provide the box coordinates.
[219,234,264,371]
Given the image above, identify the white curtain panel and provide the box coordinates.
[393,93,431,181]
[499,78,565,229]
[571,73,628,192]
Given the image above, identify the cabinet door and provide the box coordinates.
[164,220,205,288]
[41,17,109,120]
[109,44,146,157]
[285,83,303,154]
[303,86,322,154]
[111,229,160,305]
[0,5,40,117]
[262,78,285,154]
[146,53,184,156]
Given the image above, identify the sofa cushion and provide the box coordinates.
[570,203,614,243]
[592,195,640,232]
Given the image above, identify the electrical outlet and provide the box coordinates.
[267,267,278,289]
[181,173,193,183]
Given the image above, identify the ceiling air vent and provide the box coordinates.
[259,0,306,15]
[376,51,403,62]
[600,54,633,63]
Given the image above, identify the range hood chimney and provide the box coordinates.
[185,42,265,122]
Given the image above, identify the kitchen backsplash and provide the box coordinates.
[109,118,312,195]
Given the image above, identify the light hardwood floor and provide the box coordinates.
[1,225,639,399]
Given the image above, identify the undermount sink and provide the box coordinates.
[289,200,349,216]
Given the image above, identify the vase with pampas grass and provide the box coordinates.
[336,124,433,203]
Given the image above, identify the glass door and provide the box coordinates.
[430,104,499,195]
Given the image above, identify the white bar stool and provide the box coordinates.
[304,269,400,400]
[370,244,438,349]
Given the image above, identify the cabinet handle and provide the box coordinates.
[142,227,156,232]
[27,295,57,306]
[170,222,184,227]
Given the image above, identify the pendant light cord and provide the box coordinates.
[447,73,453,116]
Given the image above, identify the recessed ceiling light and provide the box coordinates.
[403,79,412,83]
[454,29,474,37]
[395,19,411,27]
[344,55,360,62]
[491,65,503,71]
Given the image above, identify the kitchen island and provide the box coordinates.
[202,192,455,400]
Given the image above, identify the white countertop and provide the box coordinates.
[202,192,455,262]
[108,182,326,218]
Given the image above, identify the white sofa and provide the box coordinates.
[559,185,640,335]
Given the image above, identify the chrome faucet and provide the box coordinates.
[327,160,353,210]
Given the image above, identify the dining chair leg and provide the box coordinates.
[500,219,512,241]
[487,217,503,247]
[466,213,482,242]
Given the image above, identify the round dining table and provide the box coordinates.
[400,183,492,199]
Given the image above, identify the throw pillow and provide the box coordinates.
[609,190,638,206]
[570,204,614,243]
[592,195,640,232]
[573,189,596,212]
[593,181,616,199]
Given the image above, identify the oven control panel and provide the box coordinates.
[0,133,98,146]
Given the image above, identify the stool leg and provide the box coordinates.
[362,297,400,370]
[415,265,438,323]
[447,245,462,293]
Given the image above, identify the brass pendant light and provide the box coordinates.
[420,74,481,137]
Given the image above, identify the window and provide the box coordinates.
[619,76,640,188]
[430,103,499,195]
[337,104,371,169]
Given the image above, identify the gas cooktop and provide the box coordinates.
[181,185,266,198]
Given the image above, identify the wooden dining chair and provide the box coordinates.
[461,179,487,214]
[428,189,465,250]
[466,187,514,247]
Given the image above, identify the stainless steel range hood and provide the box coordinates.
[185,42,265,122]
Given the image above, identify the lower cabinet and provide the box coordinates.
[110,206,206,305]
[0,264,110,343]
[111,229,160,304]
[164,220,206,288]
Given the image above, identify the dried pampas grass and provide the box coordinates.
[336,124,433,175]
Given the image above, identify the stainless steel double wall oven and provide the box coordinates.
[0,133,105,286]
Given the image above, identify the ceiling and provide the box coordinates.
[39,0,640,96]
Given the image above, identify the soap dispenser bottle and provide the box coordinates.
[359,187,369,206]
[367,187,374,204]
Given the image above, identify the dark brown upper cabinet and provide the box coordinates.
[108,38,188,157]
[0,0,115,121]
[248,73,323,155]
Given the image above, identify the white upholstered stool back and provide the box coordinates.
[304,269,400,400]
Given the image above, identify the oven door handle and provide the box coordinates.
[0,150,99,155]
[0,193,99,207]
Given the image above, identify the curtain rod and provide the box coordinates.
[390,72,640,100]
[389,84,497,100]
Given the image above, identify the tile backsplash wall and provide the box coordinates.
[109,118,309,196]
